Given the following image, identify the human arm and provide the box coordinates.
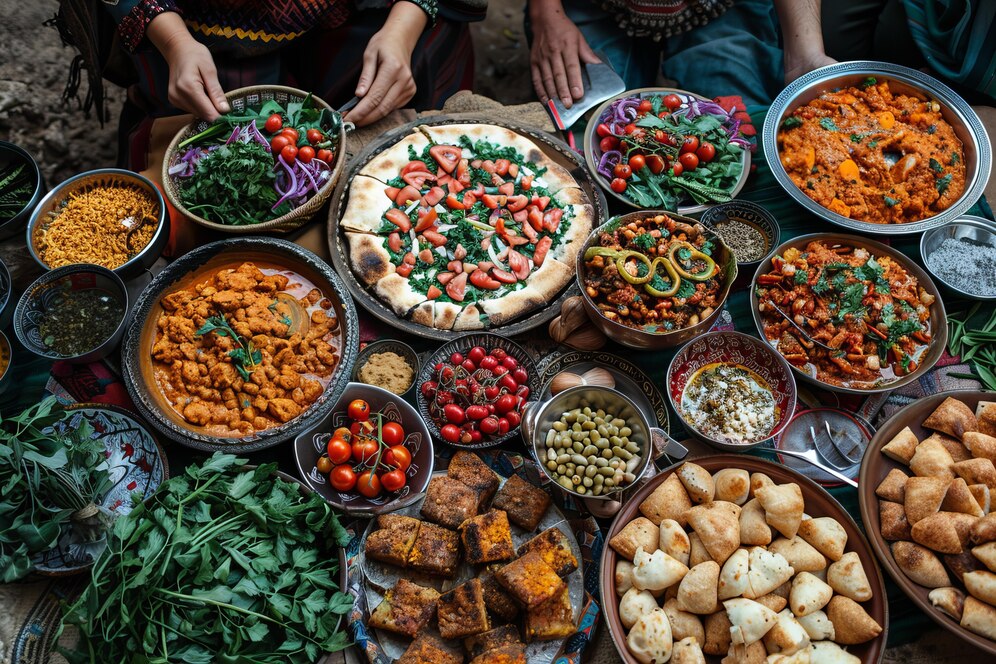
[345,1,430,127]
[528,0,600,108]
[774,0,836,84]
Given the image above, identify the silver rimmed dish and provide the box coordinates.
[919,214,996,301]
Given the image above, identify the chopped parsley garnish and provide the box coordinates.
[649,273,670,293]
[836,282,867,322]
[936,173,953,195]
[861,76,877,89]
[868,141,878,148]
[781,117,803,130]
[819,118,840,132]
[951,152,960,165]
[883,195,899,207]
[676,280,696,300]
[929,158,944,173]
[677,247,692,262]
[458,135,524,166]
[794,270,808,285]
[632,233,656,252]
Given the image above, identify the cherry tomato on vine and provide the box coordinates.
[663,94,682,111]
[613,163,632,179]
[599,137,619,152]
[316,455,334,474]
[381,421,405,446]
[680,135,699,154]
[332,426,352,442]
[330,465,357,492]
[646,154,666,174]
[298,146,315,163]
[595,123,612,138]
[679,152,699,171]
[306,128,324,144]
[280,144,298,163]
[327,438,352,465]
[628,154,646,171]
[385,445,412,471]
[637,99,654,113]
[271,135,291,153]
[264,114,283,133]
[624,123,638,135]
[440,423,462,443]
[467,346,486,364]
[356,471,382,498]
[696,142,716,162]
[610,178,627,193]
[672,162,684,177]
[352,439,379,464]
[381,469,406,492]
[317,149,333,163]
[348,399,370,421]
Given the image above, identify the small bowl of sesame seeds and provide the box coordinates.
[700,200,779,286]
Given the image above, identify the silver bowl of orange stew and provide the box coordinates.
[763,61,991,235]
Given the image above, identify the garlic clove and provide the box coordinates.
[580,367,616,390]
[550,371,585,395]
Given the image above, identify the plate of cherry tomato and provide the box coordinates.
[416,333,540,448]
[293,382,434,515]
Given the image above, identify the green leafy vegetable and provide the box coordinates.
[196,316,260,381]
[883,195,899,207]
[676,280,696,299]
[861,76,877,88]
[936,173,953,195]
[632,233,656,252]
[929,158,944,173]
[781,117,803,130]
[819,118,840,132]
[58,453,352,662]
[0,163,35,222]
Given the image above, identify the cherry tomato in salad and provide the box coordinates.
[613,163,632,179]
[637,99,654,113]
[679,152,699,171]
[306,128,324,144]
[281,127,300,142]
[297,146,315,163]
[381,469,406,492]
[646,154,666,174]
[495,394,518,414]
[348,399,370,421]
[501,356,518,370]
[317,149,333,163]
[264,114,283,133]
[680,135,699,154]
[479,355,499,371]
[610,178,627,193]
[381,421,405,446]
[280,144,298,163]
[450,352,464,365]
[316,455,333,474]
[663,94,682,111]
[330,465,357,492]
[271,135,291,153]
[596,123,612,138]
[671,162,684,177]
[491,349,507,361]
[356,471,382,498]
[598,136,619,152]
[628,154,646,171]
[696,142,716,162]
[624,123,638,135]
[385,445,412,471]
[327,438,352,465]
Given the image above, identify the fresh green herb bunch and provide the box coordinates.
[0,397,113,582]
[947,304,996,390]
[0,162,35,222]
[60,453,352,663]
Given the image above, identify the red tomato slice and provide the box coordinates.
[422,187,445,207]
[508,163,519,178]
[477,261,495,272]
[415,208,437,233]
[429,145,462,173]
[543,208,564,233]
[482,194,500,209]
[512,209,528,223]
[469,269,501,289]
[396,185,421,206]
[422,230,447,247]
[446,193,464,210]
[385,208,411,232]
[527,207,544,231]
[448,179,465,193]
[401,160,427,175]
[403,252,417,265]
[418,248,436,264]
[508,249,530,280]
[388,232,402,253]
[507,195,528,212]
[427,285,442,299]
[436,271,455,285]
[437,173,453,186]
[494,159,510,176]
[446,272,468,302]
[384,186,401,202]
[456,159,471,186]
[481,159,496,174]
[491,268,518,284]
[498,182,515,197]
[533,236,552,266]
[402,170,435,188]
[396,263,413,277]
[520,175,533,190]
[520,220,538,243]
[462,192,477,209]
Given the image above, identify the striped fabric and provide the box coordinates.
[903,0,996,100]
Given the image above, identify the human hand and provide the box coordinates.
[529,0,600,108]
[784,50,837,84]
[148,12,229,120]
[346,2,426,127]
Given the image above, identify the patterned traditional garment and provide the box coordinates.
[598,0,733,41]
[106,0,437,56]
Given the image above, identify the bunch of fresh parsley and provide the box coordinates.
[59,453,352,663]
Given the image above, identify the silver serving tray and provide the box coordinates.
[763,61,992,236]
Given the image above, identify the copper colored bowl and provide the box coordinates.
[601,454,888,664]
[576,210,737,349]
[859,389,996,656]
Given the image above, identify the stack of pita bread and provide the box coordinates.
[608,461,882,664]
[875,397,996,642]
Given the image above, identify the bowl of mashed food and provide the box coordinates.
[764,61,991,235]
[667,331,797,450]
[352,339,420,401]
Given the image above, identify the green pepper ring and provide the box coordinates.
[667,240,716,281]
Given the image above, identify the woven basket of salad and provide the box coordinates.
[162,85,346,234]
[584,87,752,214]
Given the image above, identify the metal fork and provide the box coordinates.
[756,447,858,488]
[769,303,834,352]
[824,421,863,465]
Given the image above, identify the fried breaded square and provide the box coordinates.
[495,550,566,608]
[397,634,463,664]
[421,476,479,529]
[491,473,552,531]
[448,451,501,507]
[468,644,527,664]
[516,526,578,577]
[368,578,440,638]
[438,578,491,639]
[461,510,515,565]
[365,514,421,568]
[479,566,520,622]
[525,584,575,641]
[464,624,523,659]
[407,521,461,578]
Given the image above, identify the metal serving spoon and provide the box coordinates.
[769,303,834,352]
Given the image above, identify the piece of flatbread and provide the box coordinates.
[479,286,546,327]
[359,131,431,184]
[340,174,394,233]
[410,301,434,327]
[923,397,978,440]
[526,257,573,301]
[453,303,486,331]
[374,274,427,317]
[433,302,462,331]
[346,232,395,286]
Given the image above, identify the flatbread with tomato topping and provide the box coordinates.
[341,124,592,330]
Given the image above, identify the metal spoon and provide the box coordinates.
[769,303,834,351]
[825,421,863,465]
[756,446,859,488]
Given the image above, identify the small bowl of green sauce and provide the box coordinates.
[14,263,128,363]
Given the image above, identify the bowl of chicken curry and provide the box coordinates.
[122,237,359,452]
[763,61,991,235]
